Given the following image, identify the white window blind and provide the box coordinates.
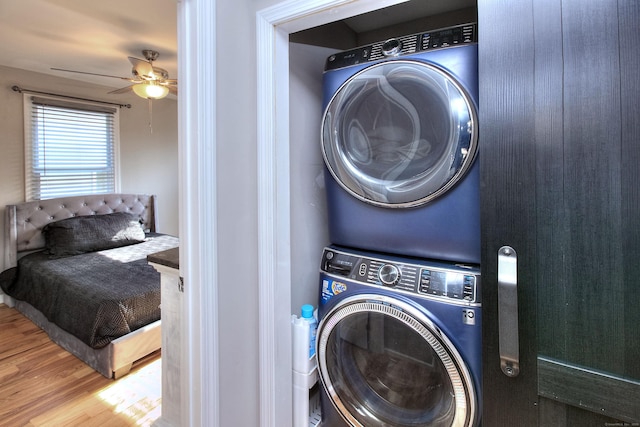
[25,96,119,201]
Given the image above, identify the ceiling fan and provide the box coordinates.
[52,49,177,100]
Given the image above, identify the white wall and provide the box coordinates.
[0,64,178,274]
[289,42,336,314]
[119,95,179,236]
[213,1,260,426]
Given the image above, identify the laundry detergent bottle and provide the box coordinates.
[301,304,317,358]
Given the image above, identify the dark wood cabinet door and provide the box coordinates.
[479,0,640,425]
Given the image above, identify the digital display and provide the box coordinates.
[421,269,468,298]
[446,274,464,298]
[429,271,447,294]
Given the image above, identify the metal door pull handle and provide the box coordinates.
[498,246,520,377]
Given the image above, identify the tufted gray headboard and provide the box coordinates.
[4,194,157,269]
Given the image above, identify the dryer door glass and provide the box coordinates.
[317,299,477,427]
[322,60,477,208]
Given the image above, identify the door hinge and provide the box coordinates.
[178,276,184,293]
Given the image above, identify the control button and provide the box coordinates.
[419,269,431,293]
[326,251,334,260]
[463,277,475,301]
[358,263,367,276]
[419,279,431,294]
[378,264,400,286]
[463,285,475,300]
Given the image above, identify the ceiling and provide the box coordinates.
[0,0,474,92]
[0,0,178,90]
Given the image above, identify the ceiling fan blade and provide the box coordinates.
[128,55,146,64]
[51,67,135,81]
[168,86,178,96]
[108,85,135,95]
[163,79,178,85]
[150,66,170,80]
[128,56,154,79]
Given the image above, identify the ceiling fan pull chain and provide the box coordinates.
[148,98,154,134]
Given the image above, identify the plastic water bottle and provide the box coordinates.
[301,304,317,358]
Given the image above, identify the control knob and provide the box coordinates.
[382,38,402,56]
[378,264,400,286]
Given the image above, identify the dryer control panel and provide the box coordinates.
[325,22,477,71]
[321,246,480,304]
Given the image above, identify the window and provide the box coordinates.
[24,95,119,201]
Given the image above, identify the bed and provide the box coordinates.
[0,193,179,378]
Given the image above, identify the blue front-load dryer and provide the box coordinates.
[321,23,479,264]
[316,245,482,427]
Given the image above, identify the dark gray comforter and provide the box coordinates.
[0,233,179,348]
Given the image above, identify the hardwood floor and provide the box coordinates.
[0,304,161,426]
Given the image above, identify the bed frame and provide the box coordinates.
[3,193,163,378]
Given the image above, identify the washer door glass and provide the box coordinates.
[322,60,477,208]
[317,297,476,427]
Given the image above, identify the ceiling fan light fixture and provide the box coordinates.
[133,82,169,99]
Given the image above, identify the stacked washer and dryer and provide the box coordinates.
[315,23,482,427]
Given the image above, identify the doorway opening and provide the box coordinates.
[256,1,477,425]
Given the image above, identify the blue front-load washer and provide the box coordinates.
[321,23,479,264]
[316,245,481,427]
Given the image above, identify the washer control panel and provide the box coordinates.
[321,247,480,303]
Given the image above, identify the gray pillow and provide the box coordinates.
[43,212,146,257]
